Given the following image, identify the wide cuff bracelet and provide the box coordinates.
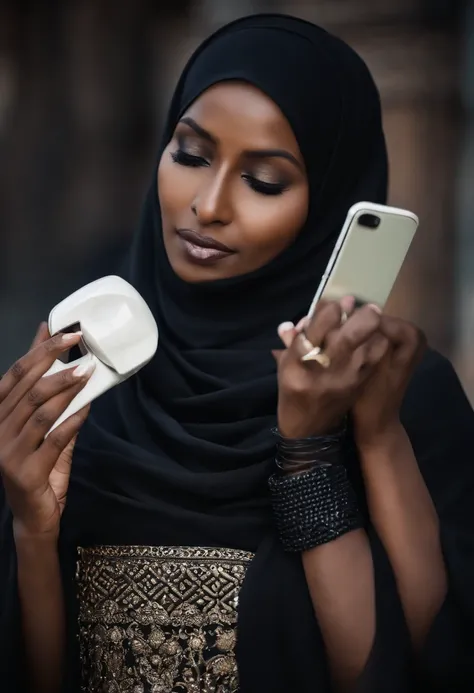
[268,464,363,552]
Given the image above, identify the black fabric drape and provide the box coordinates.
[2,14,474,692]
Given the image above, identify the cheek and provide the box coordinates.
[157,149,193,222]
[238,185,309,256]
[158,147,309,260]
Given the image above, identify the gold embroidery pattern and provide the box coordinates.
[76,545,254,693]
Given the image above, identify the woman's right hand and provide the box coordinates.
[0,323,95,540]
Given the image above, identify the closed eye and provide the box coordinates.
[171,149,210,168]
[242,174,288,196]
[171,149,288,196]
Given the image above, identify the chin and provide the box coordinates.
[174,261,215,283]
[165,252,227,283]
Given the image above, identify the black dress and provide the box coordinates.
[2,14,474,693]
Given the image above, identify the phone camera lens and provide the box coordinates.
[358,213,380,229]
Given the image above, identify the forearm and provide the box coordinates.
[302,529,375,692]
[14,528,65,693]
[359,424,447,649]
[275,416,376,691]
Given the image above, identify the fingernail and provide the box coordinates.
[368,304,382,314]
[277,321,294,335]
[73,361,95,378]
[295,316,309,332]
[62,331,82,344]
[341,295,356,310]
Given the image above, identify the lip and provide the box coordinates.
[176,228,234,253]
[176,228,236,265]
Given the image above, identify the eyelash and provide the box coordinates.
[171,149,209,168]
[170,148,288,197]
[242,174,287,196]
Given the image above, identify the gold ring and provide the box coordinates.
[301,346,331,368]
[298,332,331,368]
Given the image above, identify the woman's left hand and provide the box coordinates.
[275,299,389,438]
[351,314,426,449]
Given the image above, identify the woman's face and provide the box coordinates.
[158,81,309,282]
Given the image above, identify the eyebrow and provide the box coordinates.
[180,117,216,143]
[178,116,303,171]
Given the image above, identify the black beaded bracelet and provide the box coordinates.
[269,464,362,552]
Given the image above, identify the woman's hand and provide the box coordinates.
[0,323,94,540]
[352,314,426,449]
[274,299,389,438]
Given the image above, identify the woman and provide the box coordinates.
[1,13,474,693]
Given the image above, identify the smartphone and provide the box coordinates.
[308,202,419,317]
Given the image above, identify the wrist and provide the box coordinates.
[274,421,347,475]
[269,464,363,552]
[355,419,407,457]
[277,413,345,439]
[13,520,59,550]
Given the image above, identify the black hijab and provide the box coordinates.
[65,14,388,540]
[3,13,474,693]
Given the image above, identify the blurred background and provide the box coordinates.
[1,0,474,396]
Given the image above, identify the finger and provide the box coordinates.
[295,316,309,333]
[0,332,82,416]
[324,304,382,364]
[378,315,426,363]
[367,303,382,315]
[377,315,415,345]
[5,361,95,437]
[15,374,92,454]
[29,322,50,350]
[340,295,356,317]
[277,322,296,349]
[311,298,331,315]
[298,301,343,355]
[36,405,90,474]
[314,297,357,319]
[363,333,390,367]
[333,333,389,384]
[277,316,310,351]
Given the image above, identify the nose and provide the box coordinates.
[191,170,233,227]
